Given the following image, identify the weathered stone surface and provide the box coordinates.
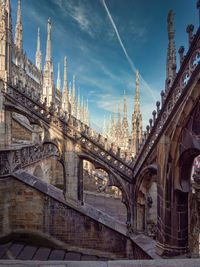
[48,250,65,260]
[0,259,200,266]
[0,243,12,258]
[0,175,149,260]
[32,248,51,261]
[12,118,32,143]
[64,252,81,261]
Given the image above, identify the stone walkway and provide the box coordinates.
[0,242,108,262]
[0,259,200,266]
[84,192,127,223]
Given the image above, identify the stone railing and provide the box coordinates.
[133,24,200,177]
[0,142,60,177]
[2,81,133,181]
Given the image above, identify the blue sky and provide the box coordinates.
[11,0,198,132]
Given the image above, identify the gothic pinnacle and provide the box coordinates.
[103,114,107,137]
[81,96,84,122]
[86,99,90,126]
[134,70,140,114]
[117,102,121,127]
[77,87,81,120]
[165,9,176,92]
[69,82,72,100]
[73,75,76,98]
[45,18,52,63]
[63,56,67,93]
[123,90,127,119]
[57,63,61,91]
[37,28,40,51]
[15,0,23,51]
[36,27,42,71]
[72,75,76,117]
[17,0,21,24]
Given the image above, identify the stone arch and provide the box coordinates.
[33,164,44,178]
[135,164,158,237]
[42,140,66,194]
[169,100,200,256]
[78,153,131,222]
[177,148,200,257]
[5,102,45,144]
[25,141,66,196]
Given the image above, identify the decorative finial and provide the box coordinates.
[167,9,175,39]
[165,9,176,92]
[186,24,194,47]
[136,70,139,85]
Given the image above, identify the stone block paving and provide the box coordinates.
[84,193,127,222]
[0,259,200,266]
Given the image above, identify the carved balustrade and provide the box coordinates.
[0,143,60,177]
[133,26,200,177]
[1,80,132,181]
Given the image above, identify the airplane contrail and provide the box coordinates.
[101,0,157,101]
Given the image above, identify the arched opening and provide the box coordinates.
[178,149,200,257]
[82,159,127,223]
[26,157,64,190]
[11,112,44,144]
[136,171,157,238]
[33,165,44,178]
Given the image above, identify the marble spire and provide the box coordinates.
[165,9,176,92]
[45,18,52,63]
[57,63,61,91]
[103,115,107,137]
[43,18,54,106]
[77,87,81,120]
[134,70,140,114]
[36,28,42,71]
[132,70,142,156]
[122,90,129,147]
[63,56,67,93]
[72,75,76,117]
[15,0,23,52]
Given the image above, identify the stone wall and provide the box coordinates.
[24,157,64,188]
[0,175,151,260]
[11,118,32,142]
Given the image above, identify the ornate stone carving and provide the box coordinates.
[0,142,60,177]
[133,27,200,177]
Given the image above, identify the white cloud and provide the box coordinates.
[129,22,147,39]
[55,0,102,38]
[70,5,93,37]
[28,8,46,28]
[80,75,115,93]
[101,0,157,102]
[53,0,62,8]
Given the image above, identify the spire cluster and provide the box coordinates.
[12,0,90,126]
[102,71,142,157]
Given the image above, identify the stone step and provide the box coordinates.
[0,242,108,261]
